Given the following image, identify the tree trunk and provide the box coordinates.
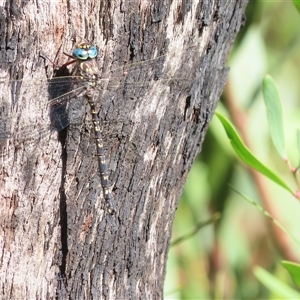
[0,0,248,298]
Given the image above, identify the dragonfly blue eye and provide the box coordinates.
[88,46,98,58]
[73,45,98,60]
[73,48,89,60]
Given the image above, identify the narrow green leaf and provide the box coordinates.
[171,212,221,247]
[215,112,293,194]
[262,75,286,159]
[293,0,300,15]
[254,267,300,299]
[282,261,300,288]
[230,185,300,246]
[297,130,300,166]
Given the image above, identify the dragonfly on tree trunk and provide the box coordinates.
[0,41,182,213]
[60,42,115,213]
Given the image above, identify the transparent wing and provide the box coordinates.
[0,54,184,156]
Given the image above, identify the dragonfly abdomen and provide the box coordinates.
[88,96,114,214]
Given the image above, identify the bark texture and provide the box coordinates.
[0,0,248,298]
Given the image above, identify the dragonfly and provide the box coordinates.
[62,42,115,214]
[0,42,180,213]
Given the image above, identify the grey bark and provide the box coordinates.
[0,0,248,298]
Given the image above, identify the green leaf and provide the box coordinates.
[171,212,221,246]
[297,130,300,166]
[282,261,300,288]
[254,266,300,299]
[293,0,300,15]
[230,185,300,246]
[215,112,293,194]
[262,75,286,159]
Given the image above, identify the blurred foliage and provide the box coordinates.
[165,1,300,299]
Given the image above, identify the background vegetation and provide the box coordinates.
[165,1,300,299]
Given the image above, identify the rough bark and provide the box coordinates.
[0,0,248,298]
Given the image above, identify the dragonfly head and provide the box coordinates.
[73,43,98,60]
